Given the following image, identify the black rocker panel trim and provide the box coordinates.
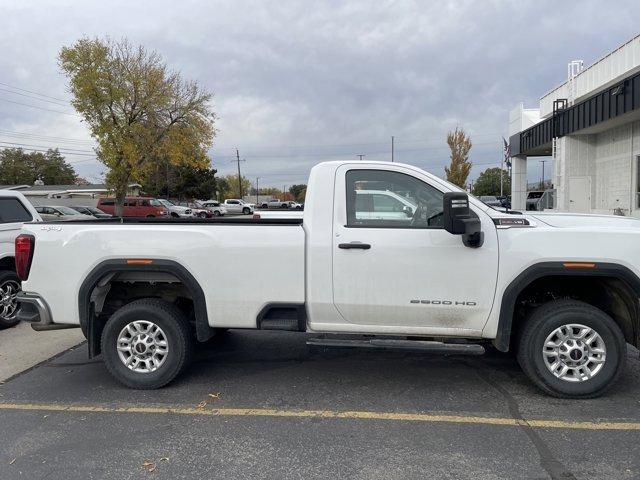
[256,303,307,331]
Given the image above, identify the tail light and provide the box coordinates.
[15,234,35,281]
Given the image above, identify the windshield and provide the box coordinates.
[158,199,174,206]
[58,206,83,215]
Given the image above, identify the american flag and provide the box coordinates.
[502,137,511,168]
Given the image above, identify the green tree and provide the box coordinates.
[472,167,510,196]
[59,37,215,215]
[444,127,472,188]
[219,174,251,200]
[0,148,77,185]
[141,162,218,200]
[289,184,307,202]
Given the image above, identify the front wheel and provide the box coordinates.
[517,299,626,398]
[101,299,193,389]
[242,207,251,215]
[0,271,20,328]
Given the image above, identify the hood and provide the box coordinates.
[170,205,191,212]
[529,212,640,229]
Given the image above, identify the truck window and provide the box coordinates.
[345,169,444,229]
[0,198,33,223]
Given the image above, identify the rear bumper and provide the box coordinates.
[16,292,79,331]
[16,291,52,326]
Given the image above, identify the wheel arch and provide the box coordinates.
[0,255,16,272]
[79,259,212,358]
[494,262,640,352]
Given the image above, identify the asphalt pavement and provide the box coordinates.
[1,329,640,479]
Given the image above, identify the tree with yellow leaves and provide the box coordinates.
[444,127,472,189]
[59,37,215,215]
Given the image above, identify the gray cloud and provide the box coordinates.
[0,0,637,187]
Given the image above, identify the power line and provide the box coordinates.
[0,81,70,103]
[209,133,504,154]
[0,141,93,153]
[0,130,93,145]
[0,143,96,157]
[0,97,79,116]
[0,88,71,107]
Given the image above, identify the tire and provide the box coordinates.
[0,271,20,329]
[101,299,193,389]
[198,212,207,218]
[516,299,626,399]
[146,215,155,218]
[242,207,251,215]
[281,204,287,209]
[213,210,221,217]
[171,212,180,218]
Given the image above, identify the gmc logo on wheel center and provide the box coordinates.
[410,300,477,306]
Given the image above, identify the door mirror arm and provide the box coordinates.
[442,192,484,248]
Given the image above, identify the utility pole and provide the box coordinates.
[357,154,365,161]
[540,159,547,190]
[391,136,395,162]
[236,149,243,199]
[256,177,260,205]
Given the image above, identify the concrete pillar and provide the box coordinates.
[510,155,527,210]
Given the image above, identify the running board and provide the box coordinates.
[306,338,485,355]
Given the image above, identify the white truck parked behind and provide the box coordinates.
[15,161,640,398]
[0,191,41,328]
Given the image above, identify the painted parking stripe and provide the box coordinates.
[1,402,640,431]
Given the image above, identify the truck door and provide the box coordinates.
[331,165,499,335]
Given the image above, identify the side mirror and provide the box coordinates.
[443,192,483,248]
[402,205,413,217]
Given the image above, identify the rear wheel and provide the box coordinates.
[198,211,207,218]
[0,271,20,329]
[212,210,221,217]
[101,299,193,389]
[517,299,626,398]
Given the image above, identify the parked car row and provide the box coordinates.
[257,199,303,210]
[32,197,259,221]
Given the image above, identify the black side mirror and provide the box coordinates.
[443,192,483,248]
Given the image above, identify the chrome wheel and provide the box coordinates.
[116,320,169,373]
[0,280,19,320]
[543,323,606,382]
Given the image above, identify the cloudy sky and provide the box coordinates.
[0,0,637,188]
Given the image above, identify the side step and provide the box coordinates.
[306,338,485,355]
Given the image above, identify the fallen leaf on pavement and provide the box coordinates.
[208,393,220,399]
[196,401,207,408]
[9,458,16,465]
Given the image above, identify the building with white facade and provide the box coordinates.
[509,34,640,216]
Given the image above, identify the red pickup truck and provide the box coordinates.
[97,197,169,217]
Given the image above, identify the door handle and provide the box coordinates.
[338,242,371,250]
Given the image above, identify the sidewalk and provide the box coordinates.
[0,323,85,381]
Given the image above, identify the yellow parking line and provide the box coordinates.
[0,402,639,431]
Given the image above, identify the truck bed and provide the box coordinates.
[20,220,306,330]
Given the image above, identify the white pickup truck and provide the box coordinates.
[15,161,640,398]
[0,191,41,328]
